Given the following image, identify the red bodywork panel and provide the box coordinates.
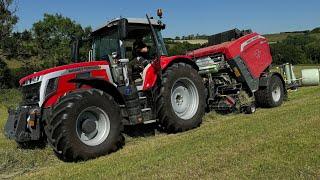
[142,55,193,90]
[19,61,109,85]
[20,61,111,108]
[187,33,272,78]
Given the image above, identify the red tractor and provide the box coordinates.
[4,12,285,162]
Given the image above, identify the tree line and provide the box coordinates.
[270,33,320,65]
[0,0,91,88]
[0,0,319,89]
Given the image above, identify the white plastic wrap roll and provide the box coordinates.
[301,69,320,86]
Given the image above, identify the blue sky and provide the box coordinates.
[15,0,319,37]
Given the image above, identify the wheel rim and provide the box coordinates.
[76,106,110,146]
[272,86,281,102]
[170,78,199,120]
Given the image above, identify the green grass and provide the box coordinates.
[0,86,319,179]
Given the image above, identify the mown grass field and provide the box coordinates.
[0,85,319,179]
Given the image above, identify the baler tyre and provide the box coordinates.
[156,63,205,133]
[255,75,284,108]
[45,89,124,162]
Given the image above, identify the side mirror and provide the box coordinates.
[118,18,128,40]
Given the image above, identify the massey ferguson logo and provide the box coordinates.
[67,66,101,73]
[255,49,262,59]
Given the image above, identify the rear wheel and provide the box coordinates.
[255,75,284,108]
[45,89,124,162]
[155,63,205,132]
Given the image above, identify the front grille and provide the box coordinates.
[21,82,41,105]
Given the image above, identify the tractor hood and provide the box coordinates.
[19,61,109,86]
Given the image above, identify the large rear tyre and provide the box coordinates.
[155,63,205,133]
[45,89,124,162]
[255,75,284,108]
[16,140,46,149]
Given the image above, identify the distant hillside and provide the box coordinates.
[264,30,320,43]
[168,27,320,44]
[174,39,208,45]
[264,33,305,42]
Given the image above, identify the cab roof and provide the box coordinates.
[92,17,164,35]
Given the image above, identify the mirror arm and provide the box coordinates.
[146,14,162,79]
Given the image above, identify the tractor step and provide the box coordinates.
[141,108,151,112]
[143,119,157,124]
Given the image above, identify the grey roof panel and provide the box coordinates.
[93,17,161,33]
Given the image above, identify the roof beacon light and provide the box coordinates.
[157,9,163,19]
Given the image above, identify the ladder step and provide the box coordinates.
[141,108,151,112]
[143,119,157,124]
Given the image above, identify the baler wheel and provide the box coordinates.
[255,75,284,108]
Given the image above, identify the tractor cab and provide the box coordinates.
[90,17,167,61]
[86,17,167,86]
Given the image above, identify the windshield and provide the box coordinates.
[123,28,167,60]
[93,30,119,60]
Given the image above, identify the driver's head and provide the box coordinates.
[133,39,148,57]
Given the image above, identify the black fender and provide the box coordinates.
[259,72,285,87]
[69,77,125,105]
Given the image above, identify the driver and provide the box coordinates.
[128,39,150,83]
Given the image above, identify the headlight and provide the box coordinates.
[45,78,58,97]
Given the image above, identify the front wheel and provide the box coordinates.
[16,140,46,149]
[155,63,206,132]
[45,89,124,162]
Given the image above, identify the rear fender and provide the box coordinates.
[142,56,198,90]
[259,72,285,87]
